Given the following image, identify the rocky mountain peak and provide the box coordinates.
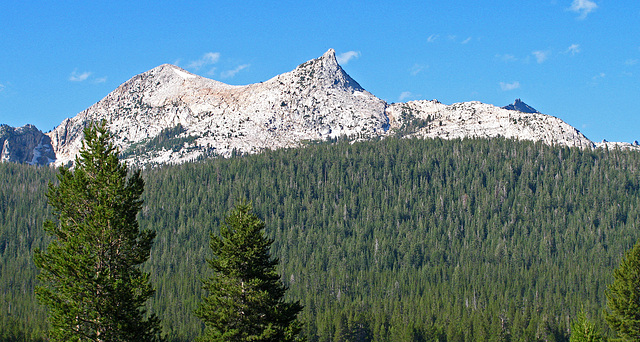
[0,124,55,165]
[4,49,638,167]
[45,49,388,166]
[291,49,363,92]
[502,99,540,114]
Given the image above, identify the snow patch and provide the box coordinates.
[173,68,196,79]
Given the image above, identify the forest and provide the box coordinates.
[1,136,640,341]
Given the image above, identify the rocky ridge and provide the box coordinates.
[3,49,639,167]
[0,124,56,165]
[386,100,594,149]
[47,49,388,166]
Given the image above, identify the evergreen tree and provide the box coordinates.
[195,202,303,341]
[604,239,640,341]
[570,310,603,342]
[33,121,162,341]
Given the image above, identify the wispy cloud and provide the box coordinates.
[565,44,581,55]
[625,59,638,66]
[0,83,5,92]
[336,51,361,65]
[588,72,606,86]
[461,37,472,44]
[69,69,92,82]
[427,34,439,43]
[570,0,597,19]
[221,64,250,78]
[500,81,521,91]
[410,64,427,76]
[532,50,550,63]
[399,91,420,101]
[187,52,221,70]
[496,54,518,62]
[93,76,108,84]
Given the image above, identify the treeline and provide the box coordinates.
[2,137,640,341]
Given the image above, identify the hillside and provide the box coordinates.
[2,49,637,167]
[2,137,640,341]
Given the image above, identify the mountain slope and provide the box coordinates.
[46,49,388,166]
[0,124,56,165]
[2,49,636,167]
[387,100,594,148]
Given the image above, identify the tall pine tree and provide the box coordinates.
[195,202,303,341]
[605,239,640,341]
[33,121,162,341]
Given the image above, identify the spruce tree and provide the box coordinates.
[605,239,640,341]
[195,202,303,341]
[33,121,162,341]
[570,310,603,342]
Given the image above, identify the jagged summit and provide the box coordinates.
[1,124,55,165]
[3,49,637,167]
[283,48,364,92]
[503,99,540,114]
[46,49,387,166]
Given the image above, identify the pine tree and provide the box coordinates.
[33,121,162,341]
[195,202,303,341]
[570,310,603,342]
[604,239,640,341]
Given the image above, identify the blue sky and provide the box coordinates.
[1,1,638,143]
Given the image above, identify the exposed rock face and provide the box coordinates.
[2,49,637,167]
[386,100,595,149]
[47,49,388,166]
[0,124,56,165]
[502,99,540,114]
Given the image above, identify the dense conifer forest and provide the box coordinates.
[1,137,640,341]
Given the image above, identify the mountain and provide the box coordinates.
[46,49,387,166]
[0,124,56,165]
[2,49,638,166]
[386,100,594,148]
[502,98,540,113]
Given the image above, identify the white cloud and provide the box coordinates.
[93,76,108,84]
[221,64,250,78]
[589,72,606,86]
[410,64,427,76]
[625,59,638,66]
[461,37,472,44]
[500,81,521,91]
[0,83,5,92]
[399,91,418,101]
[565,44,581,55]
[427,34,439,43]
[570,0,597,19]
[336,51,361,65]
[496,54,517,62]
[69,69,92,82]
[533,50,550,63]
[187,52,221,70]
[205,67,217,76]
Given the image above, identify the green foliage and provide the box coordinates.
[3,136,640,340]
[32,121,162,341]
[195,202,303,341]
[604,239,640,341]
[570,310,603,342]
[120,124,199,160]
